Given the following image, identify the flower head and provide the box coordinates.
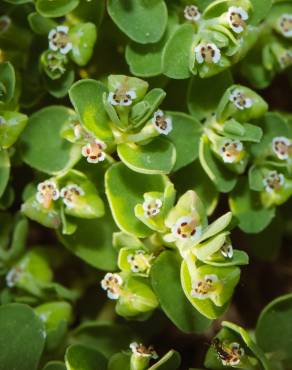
[108,87,136,106]
[191,274,218,299]
[195,43,221,64]
[152,110,173,135]
[81,140,107,163]
[227,6,248,34]
[219,139,244,163]
[48,25,72,54]
[279,14,292,38]
[263,171,284,193]
[171,215,202,241]
[279,50,292,69]
[221,242,234,259]
[6,267,22,288]
[184,5,201,22]
[130,342,158,359]
[272,136,292,160]
[213,339,245,367]
[229,89,252,110]
[100,272,123,300]
[127,250,154,274]
[43,51,67,77]
[36,180,59,209]
[60,184,84,208]
[142,198,162,217]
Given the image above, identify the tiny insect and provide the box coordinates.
[212,338,233,362]
[211,337,244,366]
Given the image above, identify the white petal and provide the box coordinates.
[36,192,44,203]
[81,144,90,157]
[60,42,72,55]
[107,92,118,105]
[56,25,69,34]
[231,24,244,34]
[48,29,57,40]
[127,90,136,99]
[107,291,120,300]
[154,110,163,119]
[195,46,204,64]
[49,41,58,51]
[210,44,221,63]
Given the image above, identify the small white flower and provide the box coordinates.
[227,6,248,34]
[108,89,136,106]
[60,184,84,208]
[152,110,173,135]
[100,273,123,300]
[172,215,202,241]
[279,14,292,38]
[81,140,107,164]
[184,5,201,22]
[272,136,292,160]
[36,180,59,209]
[263,171,284,193]
[221,242,234,259]
[6,267,22,288]
[127,250,154,274]
[130,342,158,359]
[279,50,292,69]
[142,198,162,217]
[48,25,72,54]
[194,43,221,64]
[191,274,218,299]
[219,139,244,163]
[229,89,252,110]
[221,342,245,366]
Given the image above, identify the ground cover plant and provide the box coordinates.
[0,0,292,369]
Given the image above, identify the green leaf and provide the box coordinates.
[0,149,10,198]
[172,161,219,216]
[105,162,168,237]
[36,0,79,18]
[0,111,27,149]
[44,69,75,99]
[148,350,181,370]
[187,71,233,121]
[28,12,57,35]
[0,303,45,370]
[166,112,202,172]
[151,251,212,333]
[43,362,66,370]
[250,113,291,161]
[229,177,276,233]
[69,79,113,142]
[196,212,232,244]
[71,322,135,359]
[65,344,107,370]
[256,293,292,361]
[107,0,167,44]
[125,12,178,77]
[199,135,237,193]
[181,260,240,319]
[69,23,97,66]
[108,353,130,370]
[117,137,176,174]
[222,321,271,370]
[162,24,193,79]
[0,62,15,104]
[58,205,118,271]
[57,170,104,219]
[249,0,272,25]
[20,106,81,175]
